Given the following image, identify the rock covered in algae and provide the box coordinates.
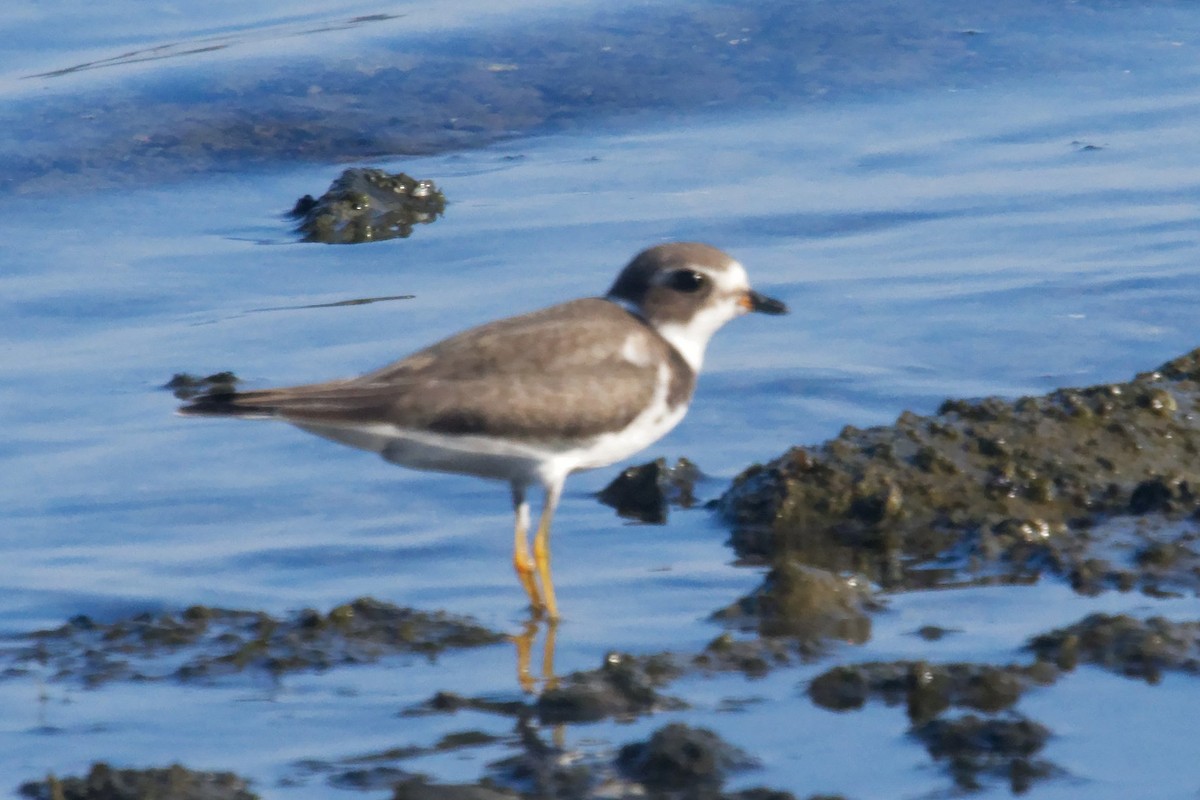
[293,168,445,244]
[19,763,257,800]
[1027,612,1200,683]
[4,597,503,686]
[719,347,1200,590]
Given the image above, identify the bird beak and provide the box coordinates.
[740,289,788,315]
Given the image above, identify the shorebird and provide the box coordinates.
[181,242,787,619]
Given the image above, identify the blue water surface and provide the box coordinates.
[2,1,1200,798]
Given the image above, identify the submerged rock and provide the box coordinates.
[19,763,257,800]
[692,633,794,677]
[403,651,685,726]
[402,690,527,718]
[807,660,1054,724]
[713,562,877,655]
[536,652,685,723]
[799,657,1067,794]
[720,347,1200,594]
[293,168,445,244]
[4,598,503,686]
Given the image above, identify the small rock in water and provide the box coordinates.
[293,168,446,244]
[596,457,702,523]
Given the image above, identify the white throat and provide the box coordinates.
[653,299,738,372]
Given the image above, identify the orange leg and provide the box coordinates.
[511,483,543,614]
[532,480,562,621]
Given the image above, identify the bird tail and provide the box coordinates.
[178,390,280,419]
[177,379,393,422]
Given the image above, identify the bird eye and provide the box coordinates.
[666,270,707,293]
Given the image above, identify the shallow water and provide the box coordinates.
[3,0,1200,798]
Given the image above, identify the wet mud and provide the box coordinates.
[720,347,1200,596]
[292,167,445,244]
[3,598,503,686]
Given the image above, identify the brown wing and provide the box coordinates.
[180,299,694,441]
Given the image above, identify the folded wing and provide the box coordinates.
[180,299,688,442]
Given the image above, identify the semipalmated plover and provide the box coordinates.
[181,242,787,619]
